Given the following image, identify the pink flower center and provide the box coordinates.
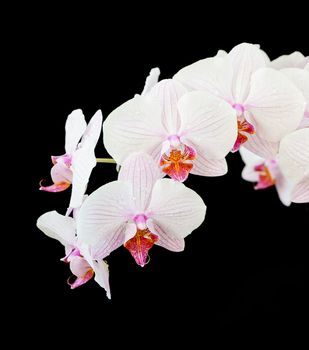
[232,103,245,117]
[254,162,276,190]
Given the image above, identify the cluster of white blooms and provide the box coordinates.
[37,43,309,298]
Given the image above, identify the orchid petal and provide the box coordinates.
[148,178,206,240]
[239,147,264,183]
[68,256,94,289]
[65,109,87,155]
[178,91,237,159]
[103,95,166,164]
[278,128,309,183]
[69,139,97,208]
[245,68,306,142]
[270,52,307,70]
[51,161,73,183]
[80,245,111,298]
[37,211,76,246]
[80,110,103,148]
[281,68,309,105]
[118,152,161,212]
[77,181,133,259]
[147,79,187,134]
[174,57,234,102]
[141,67,161,96]
[147,219,185,252]
[292,176,309,203]
[191,149,228,177]
[228,43,267,103]
[243,132,279,159]
[275,173,293,206]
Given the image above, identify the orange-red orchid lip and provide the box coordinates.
[160,144,197,182]
[39,180,71,192]
[124,228,159,267]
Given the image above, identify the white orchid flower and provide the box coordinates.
[104,70,237,182]
[40,109,103,209]
[269,51,309,70]
[174,42,306,153]
[76,152,206,267]
[37,211,111,298]
[240,128,309,205]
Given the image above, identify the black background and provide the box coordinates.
[12,8,308,344]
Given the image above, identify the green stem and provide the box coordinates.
[96,158,117,164]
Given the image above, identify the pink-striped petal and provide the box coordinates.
[147,179,206,240]
[292,176,309,203]
[147,79,187,134]
[118,152,161,212]
[178,91,237,159]
[245,68,305,142]
[77,181,134,259]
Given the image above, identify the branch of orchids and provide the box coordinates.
[96,158,117,164]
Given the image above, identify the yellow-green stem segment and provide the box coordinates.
[96,158,117,164]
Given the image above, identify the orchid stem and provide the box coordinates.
[96,158,117,164]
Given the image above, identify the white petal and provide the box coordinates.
[103,95,166,164]
[69,140,97,208]
[281,68,309,105]
[215,50,227,57]
[305,63,309,72]
[37,211,76,246]
[228,43,267,102]
[191,150,228,177]
[245,68,306,142]
[80,110,103,147]
[93,260,111,299]
[147,219,185,252]
[278,128,309,183]
[51,162,73,183]
[275,173,293,206]
[118,152,161,212]
[243,132,279,159]
[178,91,237,159]
[174,56,234,101]
[148,178,206,239]
[77,181,133,259]
[80,244,111,298]
[291,176,309,203]
[269,52,306,70]
[147,79,187,134]
[239,147,263,182]
[65,109,87,155]
[141,67,161,96]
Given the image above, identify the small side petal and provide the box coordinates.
[65,109,87,155]
[243,131,279,160]
[37,211,76,246]
[191,149,228,177]
[269,52,306,70]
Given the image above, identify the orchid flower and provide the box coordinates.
[174,42,306,153]
[76,152,206,267]
[269,51,309,70]
[103,71,237,182]
[40,109,103,209]
[37,210,111,298]
[240,128,309,205]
